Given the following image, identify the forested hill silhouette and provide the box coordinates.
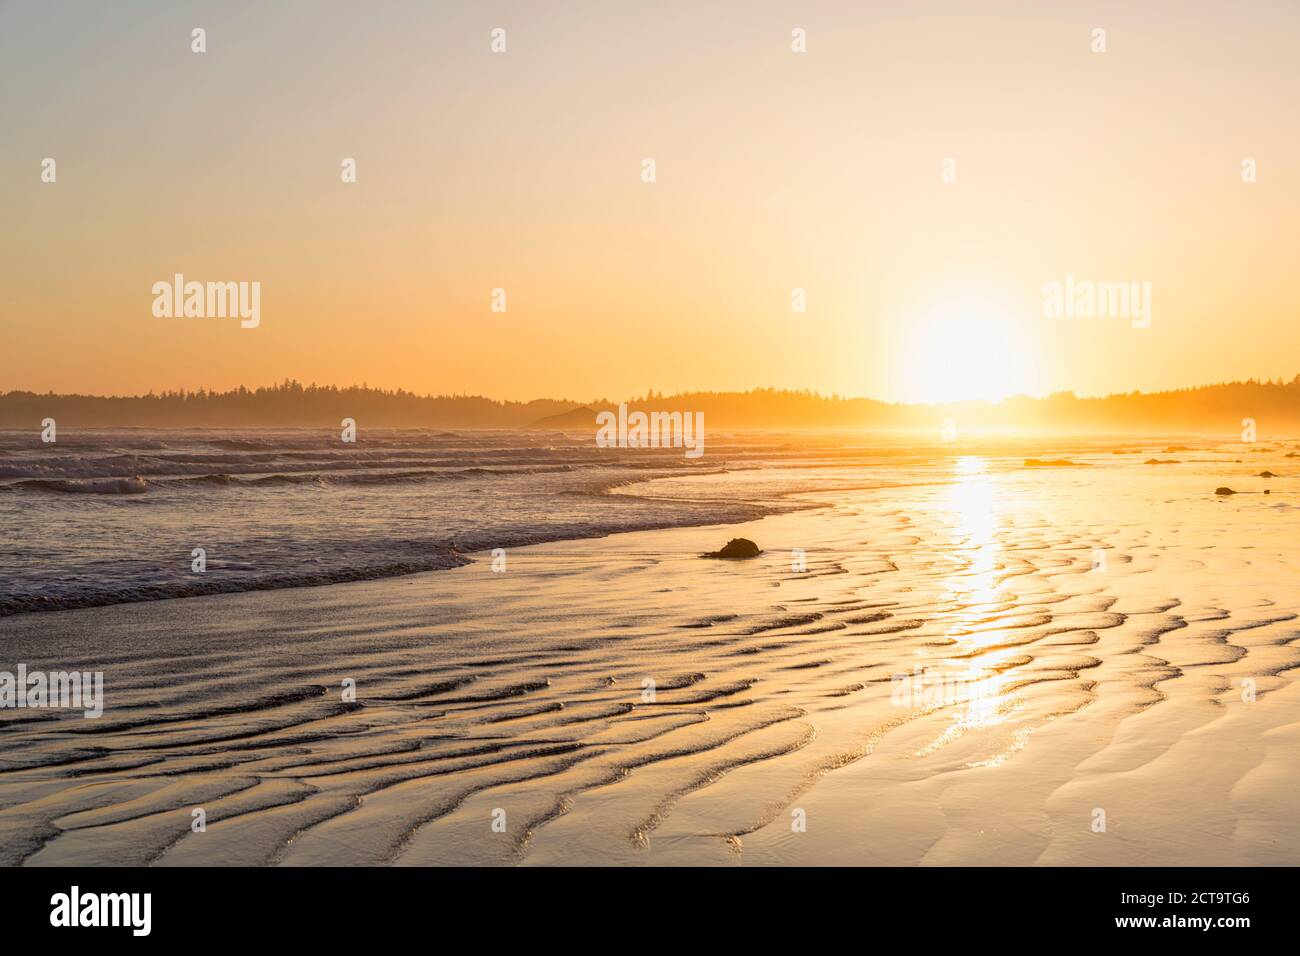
[0,382,577,428]
[2,378,1300,431]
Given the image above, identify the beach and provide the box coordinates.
[1,436,1298,866]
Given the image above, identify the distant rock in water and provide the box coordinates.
[527,405,597,430]
[1215,487,1237,496]
[1023,459,1088,467]
[1145,458,1179,465]
[1164,445,1192,452]
[1258,471,1277,478]
[702,538,761,560]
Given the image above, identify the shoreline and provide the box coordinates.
[3,429,1293,619]
[0,467,787,620]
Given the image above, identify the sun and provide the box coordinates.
[900,299,1036,404]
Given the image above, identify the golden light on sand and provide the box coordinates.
[901,300,1036,405]
[942,457,1009,651]
[948,456,998,580]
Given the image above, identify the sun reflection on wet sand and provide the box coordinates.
[917,456,1026,750]
[940,457,1008,638]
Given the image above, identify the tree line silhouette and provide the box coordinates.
[2,377,1299,431]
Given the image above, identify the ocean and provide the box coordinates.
[0,428,771,616]
[2,428,1291,617]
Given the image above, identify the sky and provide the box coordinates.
[2,0,1298,404]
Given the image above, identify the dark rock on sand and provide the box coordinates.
[702,538,761,559]
[1215,487,1237,496]
[1258,471,1277,478]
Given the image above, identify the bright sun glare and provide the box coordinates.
[901,300,1036,405]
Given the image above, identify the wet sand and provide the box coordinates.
[2,446,1298,866]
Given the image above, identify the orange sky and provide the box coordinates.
[3,1,1298,403]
